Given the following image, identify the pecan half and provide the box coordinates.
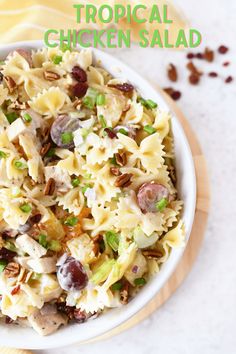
[142,250,163,258]
[167,63,178,82]
[11,284,20,295]
[120,282,129,304]
[110,167,121,176]
[204,47,214,62]
[189,73,200,85]
[115,173,133,188]
[4,262,20,278]
[43,70,60,81]
[44,177,56,196]
[115,152,127,167]
[4,76,16,93]
[186,61,202,76]
[40,142,51,157]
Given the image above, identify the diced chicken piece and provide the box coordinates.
[15,234,47,258]
[15,256,32,268]
[7,118,28,142]
[44,166,72,194]
[27,256,57,273]
[28,308,67,336]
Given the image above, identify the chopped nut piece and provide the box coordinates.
[4,76,16,93]
[17,267,27,283]
[40,142,51,157]
[11,284,21,295]
[44,177,56,196]
[186,61,202,76]
[4,262,20,278]
[115,173,133,188]
[115,152,127,167]
[110,167,121,176]
[142,250,163,258]
[189,73,200,85]
[120,282,129,304]
[43,71,60,81]
[204,47,214,62]
[167,63,178,82]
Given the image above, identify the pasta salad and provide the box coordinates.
[0,46,184,335]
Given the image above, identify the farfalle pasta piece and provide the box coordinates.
[82,203,117,236]
[122,101,144,125]
[67,233,95,265]
[29,87,71,118]
[96,93,127,127]
[56,149,85,176]
[19,133,44,182]
[57,187,85,215]
[61,49,92,72]
[117,132,165,173]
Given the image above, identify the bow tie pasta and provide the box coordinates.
[0,46,184,336]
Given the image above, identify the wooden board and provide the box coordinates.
[1,92,210,354]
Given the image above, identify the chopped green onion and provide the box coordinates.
[19,203,32,213]
[61,132,73,144]
[96,93,106,106]
[0,259,7,273]
[64,216,78,227]
[156,198,168,212]
[138,97,158,109]
[144,125,156,135]
[134,277,146,286]
[60,43,71,52]
[105,231,119,252]
[81,184,92,194]
[99,114,107,128]
[45,148,55,158]
[53,55,62,65]
[47,240,62,252]
[14,160,28,170]
[118,128,128,136]
[110,156,117,165]
[71,177,80,188]
[145,99,158,109]
[111,281,122,291]
[82,88,98,109]
[0,60,5,65]
[5,112,18,124]
[0,151,8,159]
[82,96,94,109]
[38,234,48,248]
[4,240,17,252]
[91,259,116,284]
[23,113,32,123]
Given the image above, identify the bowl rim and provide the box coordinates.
[0,40,196,349]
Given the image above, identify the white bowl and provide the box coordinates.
[0,40,196,349]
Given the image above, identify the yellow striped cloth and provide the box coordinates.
[0,0,188,43]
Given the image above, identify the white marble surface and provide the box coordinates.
[38,0,236,353]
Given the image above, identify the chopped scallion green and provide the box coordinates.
[5,112,18,124]
[61,132,73,144]
[23,113,32,123]
[0,151,8,159]
[134,277,146,286]
[14,160,28,170]
[99,114,107,128]
[0,259,7,273]
[19,203,32,213]
[45,148,55,158]
[47,240,61,252]
[64,216,78,227]
[111,281,122,291]
[156,198,168,212]
[53,55,62,65]
[96,93,106,106]
[71,177,80,188]
[144,125,156,135]
[105,231,119,252]
[118,128,128,136]
[38,234,48,248]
